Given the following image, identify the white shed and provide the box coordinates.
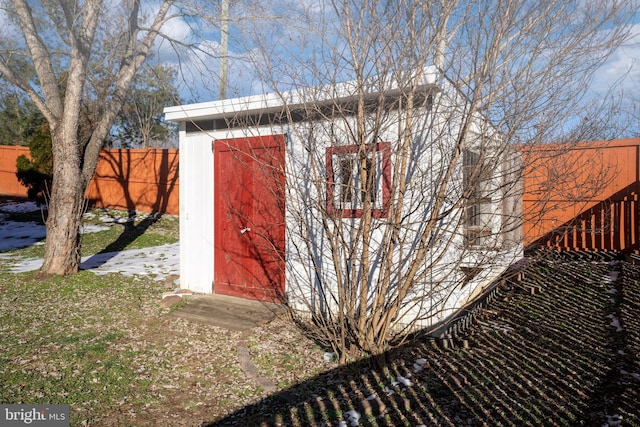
[164,67,522,328]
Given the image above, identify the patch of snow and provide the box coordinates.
[603,271,620,282]
[0,200,43,213]
[0,220,112,252]
[8,243,179,279]
[98,214,135,224]
[322,352,336,362]
[396,375,413,387]
[610,318,623,332]
[414,357,427,372]
[619,369,635,378]
[604,414,623,426]
[344,410,361,426]
[605,314,623,332]
[1,200,178,280]
[81,224,112,233]
[85,210,162,225]
[0,221,46,251]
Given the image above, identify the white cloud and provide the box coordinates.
[151,0,340,103]
[159,16,194,45]
[590,23,640,95]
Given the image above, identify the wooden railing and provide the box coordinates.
[530,186,639,253]
[523,138,640,254]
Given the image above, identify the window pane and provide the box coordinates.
[338,157,354,206]
[335,153,378,210]
[463,149,492,246]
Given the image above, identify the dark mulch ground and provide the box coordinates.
[207,251,640,427]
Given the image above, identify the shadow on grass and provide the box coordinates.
[0,197,47,253]
[82,148,177,268]
[81,212,163,269]
[204,252,640,426]
[0,196,47,224]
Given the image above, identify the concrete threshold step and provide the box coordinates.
[167,294,285,331]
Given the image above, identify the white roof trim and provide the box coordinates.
[164,67,439,122]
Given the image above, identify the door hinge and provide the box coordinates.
[211,140,215,152]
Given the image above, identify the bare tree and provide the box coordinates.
[224,0,634,361]
[113,64,181,148]
[0,0,217,274]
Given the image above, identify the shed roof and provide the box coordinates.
[164,67,440,123]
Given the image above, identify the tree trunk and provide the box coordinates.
[2,0,175,276]
[40,131,85,275]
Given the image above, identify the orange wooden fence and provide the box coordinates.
[0,146,30,198]
[0,146,179,215]
[522,138,640,253]
[3,138,640,251]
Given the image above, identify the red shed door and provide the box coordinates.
[214,135,286,303]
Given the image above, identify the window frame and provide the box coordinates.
[326,141,392,218]
[463,149,494,247]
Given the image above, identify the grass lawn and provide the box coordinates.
[0,208,330,426]
[0,269,329,426]
[1,206,639,426]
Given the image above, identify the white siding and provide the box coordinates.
[175,114,521,327]
[179,129,214,293]
[167,72,523,327]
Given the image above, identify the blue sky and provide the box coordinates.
[153,1,640,111]
[1,0,638,132]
